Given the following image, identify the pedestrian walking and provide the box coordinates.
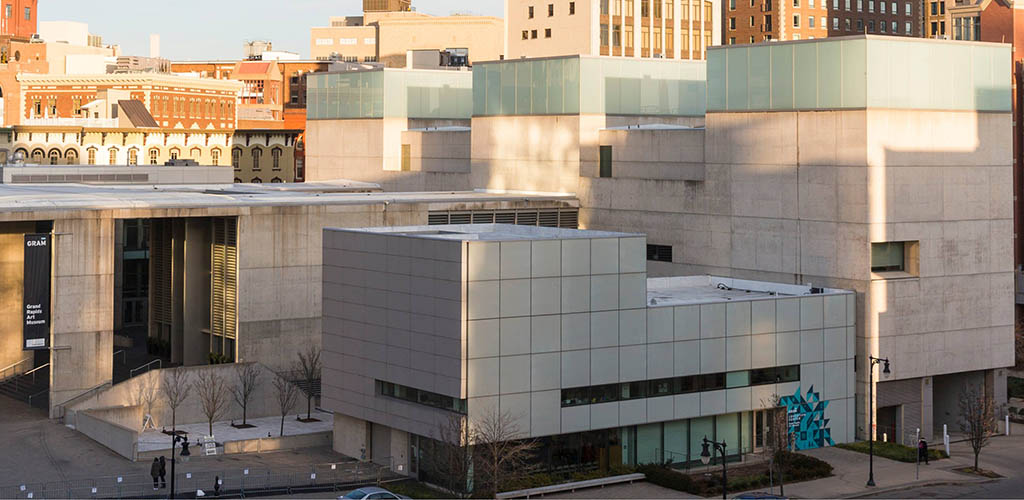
[150,458,160,491]
[919,439,930,465]
[214,475,221,497]
[159,455,167,488]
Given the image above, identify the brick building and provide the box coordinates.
[1,0,36,39]
[723,0,920,43]
[16,74,241,130]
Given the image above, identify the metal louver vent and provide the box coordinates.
[538,211,559,228]
[495,212,516,224]
[448,212,472,225]
[427,213,449,225]
[515,211,538,226]
[558,209,579,229]
[211,217,238,341]
[472,212,495,224]
[150,219,172,325]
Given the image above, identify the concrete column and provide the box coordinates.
[390,428,410,475]
[50,217,115,417]
[333,412,371,461]
[921,376,934,441]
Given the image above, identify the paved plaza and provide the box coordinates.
[137,410,333,452]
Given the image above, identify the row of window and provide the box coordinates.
[521,28,554,39]
[598,0,683,18]
[728,14,913,34]
[561,365,801,408]
[528,1,575,18]
[3,4,31,21]
[231,147,284,171]
[377,380,467,414]
[19,146,284,170]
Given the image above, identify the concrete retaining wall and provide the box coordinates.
[223,431,332,454]
[67,363,304,431]
[76,407,139,461]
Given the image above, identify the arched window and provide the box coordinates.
[271,147,282,170]
[211,149,221,166]
[169,148,179,160]
[149,148,159,165]
[190,147,201,160]
[232,148,241,170]
[65,149,78,165]
[86,148,97,165]
[128,148,138,166]
[14,148,28,161]
[271,177,283,183]
[233,177,242,183]
[108,147,118,165]
[30,148,44,163]
[251,177,262,184]
[48,149,60,165]
[251,147,262,170]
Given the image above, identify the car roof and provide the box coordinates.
[355,486,389,493]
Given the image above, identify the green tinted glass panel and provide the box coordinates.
[871,242,904,272]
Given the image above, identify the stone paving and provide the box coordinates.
[138,410,334,452]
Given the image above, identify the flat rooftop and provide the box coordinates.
[0,182,577,213]
[334,224,635,241]
[647,275,851,307]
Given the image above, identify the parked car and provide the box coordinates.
[339,486,409,500]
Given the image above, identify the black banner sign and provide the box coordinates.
[23,233,51,350]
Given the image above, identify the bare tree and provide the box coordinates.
[429,413,473,498]
[133,375,159,428]
[472,409,539,497]
[271,374,301,437]
[161,367,190,433]
[193,369,231,436]
[294,345,321,420]
[761,395,792,496]
[229,363,262,426]
[959,383,997,471]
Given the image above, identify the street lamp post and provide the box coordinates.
[170,433,191,499]
[700,435,728,500]
[866,356,891,487]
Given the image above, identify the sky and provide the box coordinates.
[39,0,504,61]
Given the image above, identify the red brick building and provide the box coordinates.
[724,0,920,43]
[16,74,241,130]
[1,0,36,39]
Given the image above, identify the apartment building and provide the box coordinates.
[0,0,35,39]
[724,0,921,43]
[310,7,504,67]
[507,0,718,60]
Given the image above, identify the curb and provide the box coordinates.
[840,478,997,498]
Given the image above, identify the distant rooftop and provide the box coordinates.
[0,183,576,213]
[647,276,850,307]
[335,224,635,241]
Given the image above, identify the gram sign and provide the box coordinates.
[23,234,51,350]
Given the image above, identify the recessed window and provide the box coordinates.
[545,28,552,37]
[569,1,576,14]
[529,5,534,18]
[522,30,529,40]
[729,17,736,29]
[599,145,612,178]
[647,244,672,262]
[871,241,919,275]
[548,3,554,16]
[531,29,538,39]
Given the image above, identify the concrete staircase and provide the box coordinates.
[0,364,49,409]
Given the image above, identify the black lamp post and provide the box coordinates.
[700,435,728,500]
[866,356,891,487]
[170,433,191,499]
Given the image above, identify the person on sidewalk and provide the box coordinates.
[150,458,160,491]
[918,438,930,465]
[159,456,167,488]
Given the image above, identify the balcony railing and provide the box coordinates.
[23,117,119,128]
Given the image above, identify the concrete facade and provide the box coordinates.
[323,224,857,473]
[0,182,578,417]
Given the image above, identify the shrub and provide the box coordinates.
[837,440,947,462]
[637,464,697,494]
[781,451,833,481]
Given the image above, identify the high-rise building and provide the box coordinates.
[722,0,921,44]
[0,0,36,39]
[506,0,719,60]
[363,0,411,12]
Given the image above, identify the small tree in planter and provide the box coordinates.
[161,367,190,434]
[958,383,996,472]
[272,374,300,437]
[762,394,792,496]
[194,369,231,436]
[230,363,262,428]
[294,345,321,421]
[473,409,538,498]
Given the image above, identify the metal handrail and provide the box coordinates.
[54,380,113,423]
[27,388,48,407]
[113,350,126,365]
[129,359,161,378]
[23,362,49,384]
[0,356,31,381]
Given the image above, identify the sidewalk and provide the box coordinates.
[735,446,986,499]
